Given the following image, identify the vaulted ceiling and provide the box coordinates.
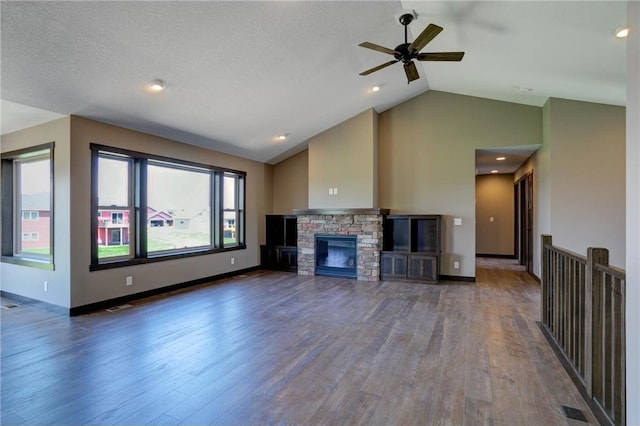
[1,1,627,165]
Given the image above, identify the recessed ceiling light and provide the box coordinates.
[615,27,630,38]
[490,170,499,174]
[148,79,166,91]
[371,85,380,92]
[276,134,288,141]
[496,156,506,161]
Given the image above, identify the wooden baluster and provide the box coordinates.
[541,235,552,327]
[585,247,608,400]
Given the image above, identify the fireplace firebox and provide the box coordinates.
[315,235,357,279]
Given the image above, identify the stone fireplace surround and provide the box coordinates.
[294,208,389,281]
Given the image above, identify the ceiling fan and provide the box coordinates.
[359,13,464,84]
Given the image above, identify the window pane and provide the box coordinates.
[223,175,235,209]
[97,156,131,260]
[223,211,237,245]
[147,164,210,252]
[17,157,51,257]
[97,208,130,259]
[98,157,129,206]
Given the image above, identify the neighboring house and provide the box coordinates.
[97,210,130,246]
[97,207,176,246]
[174,208,209,232]
[20,192,50,251]
[147,207,174,227]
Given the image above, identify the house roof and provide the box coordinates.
[0,1,627,166]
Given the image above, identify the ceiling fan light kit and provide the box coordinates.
[359,13,464,84]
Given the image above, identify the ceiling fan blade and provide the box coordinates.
[359,60,398,76]
[408,24,443,53]
[403,61,420,83]
[358,42,397,55]
[417,52,465,61]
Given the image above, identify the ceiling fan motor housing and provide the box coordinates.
[394,43,412,62]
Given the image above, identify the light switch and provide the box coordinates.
[334,187,338,195]
[328,188,333,195]
[490,216,494,223]
[454,217,462,226]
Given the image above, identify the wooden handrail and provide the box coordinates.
[540,234,626,426]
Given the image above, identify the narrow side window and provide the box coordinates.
[1,143,55,269]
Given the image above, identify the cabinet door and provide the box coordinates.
[381,253,408,279]
[261,246,279,269]
[279,247,298,272]
[407,254,439,282]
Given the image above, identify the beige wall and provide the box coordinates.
[67,116,272,308]
[308,109,378,209]
[476,174,515,256]
[379,91,542,278]
[0,117,72,308]
[547,98,626,268]
[272,149,308,214]
[516,97,626,276]
[515,114,551,278]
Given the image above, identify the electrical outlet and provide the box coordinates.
[231,257,235,265]
[44,281,48,291]
[453,261,460,269]
[126,276,133,286]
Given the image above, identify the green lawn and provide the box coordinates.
[22,247,50,255]
[98,245,130,258]
[98,235,237,258]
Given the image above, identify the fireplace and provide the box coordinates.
[315,235,357,278]
[295,208,388,281]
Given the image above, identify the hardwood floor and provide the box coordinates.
[1,258,596,425]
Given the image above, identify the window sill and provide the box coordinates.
[90,244,246,271]
[1,256,55,271]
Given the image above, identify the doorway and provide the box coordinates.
[514,172,534,274]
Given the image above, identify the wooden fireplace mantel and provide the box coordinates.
[293,208,389,216]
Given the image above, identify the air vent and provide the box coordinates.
[562,406,587,422]
[1,303,19,309]
[106,304,133,312]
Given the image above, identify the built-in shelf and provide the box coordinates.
[261,215,297,272]
[381,215,442,283]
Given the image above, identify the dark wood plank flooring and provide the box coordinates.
[1,258,596,425]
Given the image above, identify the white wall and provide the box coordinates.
[0,118,72,308]
[626,0,640,423]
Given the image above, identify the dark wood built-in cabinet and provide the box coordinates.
[261,215,297,271]
[381,215,441,283]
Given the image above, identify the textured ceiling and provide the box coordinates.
[0,1,628,166]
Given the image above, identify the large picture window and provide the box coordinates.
[147,162,211,254]
[90,144,246,269]
[1,143,54,269]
